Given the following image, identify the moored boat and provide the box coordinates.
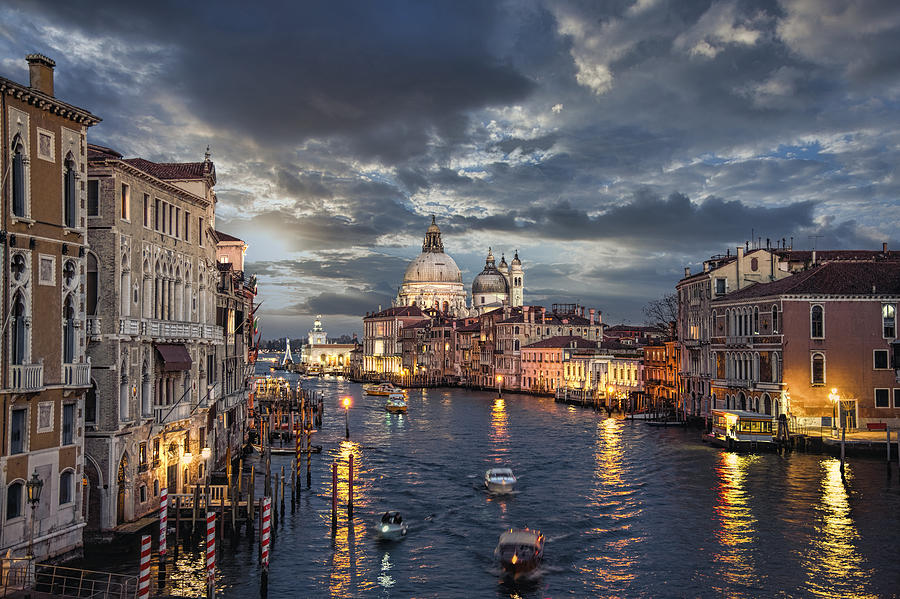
[707,409,776,451]
[385,393,408,413]
[376,511,408,541]
[494,528,543,575]
[484,468,517,494]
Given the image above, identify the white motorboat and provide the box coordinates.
[494,528,544,575]
[376,511,408,541]
[484,468,517,494]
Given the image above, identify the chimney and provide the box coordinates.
[589,308,595,326]
[736,246,744,289]
[541,307,546,323]
[883,242,888,253]
[26,54,56,96]
[811,250,816,266]
[684,267,690,277]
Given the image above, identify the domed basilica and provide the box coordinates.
[394,217,524,316]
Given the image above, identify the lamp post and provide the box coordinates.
[342,396,351,439]
[828,388,840,436]
[607,385,615,413]
[496,375,503,399]
[25,471,43,559]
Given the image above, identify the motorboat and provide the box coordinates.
[484,468,517,494]
[707,409,776,451]
[365,382,405,396]
[385,393,408,414]
[494,528,544,575]
[376,511,408,541]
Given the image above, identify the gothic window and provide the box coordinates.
[772,305,779,334]
[11,253,26,283]
[11,135,26,218]
[11,291,27,365]
[810,305,824,338]
[86,380,97,425]
[64,153,77,228]
[87,254,98,316]
[63,293,75,363]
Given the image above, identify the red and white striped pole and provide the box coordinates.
[206,511,216,599]
[159,487,168,557]
[260,496,271,591]
[138,535,151,599]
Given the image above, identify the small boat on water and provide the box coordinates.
[706,409,776,451]
[385,393,408,413]
[365,382,405,396]
[494,528,544,575]
[484,468,517,494]
[252,443,323,456]
[376,511,408,541]
[645,419,686,427]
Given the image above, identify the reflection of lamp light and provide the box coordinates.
[496,374,503,398]
[342,396,351,439]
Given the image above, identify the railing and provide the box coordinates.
[10,363,43,391]
[86,316,102,337]
[1,556,33,594]
[34,563,138,599]
[725,336,751,346]
[64,362,91,386]
[154,402,192,424]
[118,317,140,336]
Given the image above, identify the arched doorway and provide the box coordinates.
[83,456,103,531]
[116,452,129,525]
[763,393,771,415]
[739,392,746,411]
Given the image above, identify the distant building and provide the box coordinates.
[302,316,357,372]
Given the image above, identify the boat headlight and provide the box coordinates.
[382,525,389,532]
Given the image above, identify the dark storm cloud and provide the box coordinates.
[298,290,396,318]
[246,253,409,297]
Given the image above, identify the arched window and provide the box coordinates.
[514,339,520,351]
[711,310,717,335]
[763,393,772,415]
[810,305,824,338]
[87,254,98,316]
[63,293,75,363]
[811,352,825,385]
[59,470,74,505]
[772,305,779,334]
[153,479,160,497]
[772,353,780,383]
[11,135,26,217]
[86,379,97,425]
[6,481,23,519]
[11,291,27,365]
[64,153,77,228]
[753,307,759,335]
[119,359,130,421]
[514,326,520,335]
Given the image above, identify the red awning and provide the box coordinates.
[155,344,192,372]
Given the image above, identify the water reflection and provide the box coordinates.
[329,440,373,598]
[378,552,395,589]
[579,417,639,594]
[712,452,759,597]
[801,460,876,599]
[490,399,509,460]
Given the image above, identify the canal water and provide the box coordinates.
[82,374,900,598]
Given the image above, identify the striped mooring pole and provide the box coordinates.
[159,488,168,557]
[261,496,272,591]
[296,430,302,489]
[206,511,216,599]
[138,535,151,599]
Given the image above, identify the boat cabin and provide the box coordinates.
[381,511,403,525]
[710,409,774,445]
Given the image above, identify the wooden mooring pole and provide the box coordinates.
[348,454,354,519]
[331,462,337,536]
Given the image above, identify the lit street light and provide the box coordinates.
[343,396,352,439]
[496,375,503,399]
[26,471,43,559]
[828,387,840,436]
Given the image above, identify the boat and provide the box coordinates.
[385,393,408,413]
[376,511,408,541]
[484,468,517,494]
[365,382,404,396]
[494,528,544,575]
[645,419,686,427]
[252,443,323,456]
[706,409,776,451]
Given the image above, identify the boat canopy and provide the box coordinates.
[498,529,541,547]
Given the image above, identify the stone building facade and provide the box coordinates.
[84,144,222,530]
[1,55,100,560]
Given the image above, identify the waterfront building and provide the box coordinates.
[362,306,427,374]
[521,336,601,393]
[642,341,679,413]
[709,260,900,427]
[84,144,222,531]
[0,55,100,560]
[214,230,257,466]
[302,315,357,372]
[471,249,524,314]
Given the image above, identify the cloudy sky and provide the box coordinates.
[4,0,899,338]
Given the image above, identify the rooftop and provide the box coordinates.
[523,335,599,350]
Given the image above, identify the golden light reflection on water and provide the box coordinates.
[490,398,509,460]
[328,440,374,598]
[801,459,876,599]
[579,417,638,592]
[711,452,759,597]
[157,548,218,598]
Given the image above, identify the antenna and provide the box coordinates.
[808,235,824,251]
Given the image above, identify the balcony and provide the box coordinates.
[63,362,91,387]
[725,336,751,347]
[153,402,192,424]
[10,363,43,392]
[119,318,225,343]
[86,316,102,339]
[118,317,140,336]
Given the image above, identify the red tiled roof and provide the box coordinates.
[777,249,900,262]
[215,230,243,243]
[456,322,481,332]
[712,262,900,302]
[87,143,122,160]
[367,306,425,318]
[523,335,599,349]
[123,157,214,181]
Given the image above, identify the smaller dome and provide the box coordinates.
[498,254,508,269]
[472,249,509,295]
[511,250,521,267]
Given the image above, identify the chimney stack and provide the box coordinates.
[883,242,888,253]
[589,308,595,326]
[26,54,56,96]
[684,267,690,277]
[541,307,546,324]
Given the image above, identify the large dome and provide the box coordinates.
[472,267,509,294]
[403,252,462,284]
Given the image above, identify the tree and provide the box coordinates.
[642,293,678,338]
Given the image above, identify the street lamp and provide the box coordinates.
[26,471,43,558]
[828,388,840,435]
[342,396,351,439]
[496,375,503,399]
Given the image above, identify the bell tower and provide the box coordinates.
[510,250,524,307]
